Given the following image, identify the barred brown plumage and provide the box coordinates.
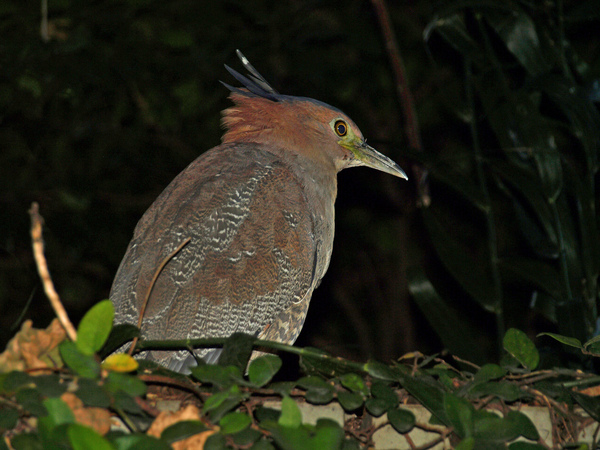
[110,51,407,372]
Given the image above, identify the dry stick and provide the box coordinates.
[127,237,191,356]
[28,202,78,341]
[370,0,430,207]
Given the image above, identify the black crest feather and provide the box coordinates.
[221,50,281,101]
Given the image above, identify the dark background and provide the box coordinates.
[2,0,599,367]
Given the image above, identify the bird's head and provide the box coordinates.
[221,50,408,180]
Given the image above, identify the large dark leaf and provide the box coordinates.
[407,266,486,362]
[422,207,495,311]
[484,7,554,76]
[498,258,563,317]
[491,161,558,254]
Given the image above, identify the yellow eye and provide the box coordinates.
[334,120,347,137]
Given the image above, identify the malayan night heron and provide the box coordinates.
[110,51,407,372]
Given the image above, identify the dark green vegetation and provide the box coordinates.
[1,0,600,400]
[2,301,599,449]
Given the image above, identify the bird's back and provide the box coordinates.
[110,142,327,372]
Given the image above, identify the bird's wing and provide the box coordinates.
[110,143,319,371]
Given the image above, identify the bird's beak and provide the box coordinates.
[352,141,408,180]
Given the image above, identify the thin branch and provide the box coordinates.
[28,202,77,341]
[370,0,430,206]
[128,237,191,355]
[451,355,481,371]
[139,374,207,399]
[40,0,48,42]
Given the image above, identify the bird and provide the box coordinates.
[110,50,408,373]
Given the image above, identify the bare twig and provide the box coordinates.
[139,374,207,399]
[451,354,481,371]
[40,0,48,42]
[28,202,78,341]
[29,202,77,341]
[370,0,430,206]
[128,237,191,355]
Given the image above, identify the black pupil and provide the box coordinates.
[337,122,346,135]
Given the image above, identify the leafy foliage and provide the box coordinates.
[1,312,599,449]
[410,0,600,363]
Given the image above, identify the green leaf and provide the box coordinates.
[394,367,449,426]
[76,300,114,356]
[537,332,582,349]
[370,381,398,408]
[468,381,523,402]
[299,347,357,377]
[485,6,552,76]
[247,439,276,450]
[113,391,142,415]
[428,163,487,211]
[268,424,310,450]
[203,385,247,421]
[421,208,496,313]
[113,434,171,450]
[408,266,486,363]
[337,391,364,412]
[508,443,547,450]
[365,398,389,417]
[105,372,147,397]
[473,410,519,442]
[265,419,343,450]
[42,397,75,427]
[491,163,558,256]
[311,419,344,449]
[15,388,47,417]
[1,371,32,393]
[387,408,415,434]
[59,341,101,379]
[473,364,506,384]
[231,427,262,446]
[278,396,302,428]
[571,390,600,422]
[0,408,19,431]
[297,376,335,405]
[425,12,486,67]
[160,420,207,444]
[507,410,539,441]
[268,382,296,397]
[219,412,251,434]
[444,392,474,439]
[100,324,139,358]
[339,373,369,397]
[76,378,111,408]
[503,329,539,370]
[203,389,233,414]
[254,405,281,424]
[33,374,68,397]
[584,334,600,349]
[191,363,241,388]
[68,423,114,450]
[248,354,282,387]
[364,361,399,381]
[499,258,563,311]
[454,437,475,450]
[204,433,227,450]
[217,333,255,371]
[10,433,43,450]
